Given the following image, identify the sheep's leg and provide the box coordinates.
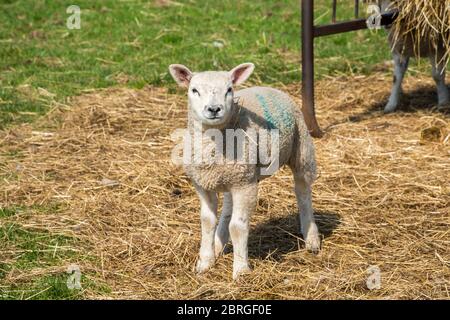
[214,192,232,257]
[292,172,321,254]
[229,184,257,279]
[194,184,218,274]
[385,52,409,113]
[430,56,449,106]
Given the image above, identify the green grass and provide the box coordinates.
[0,271,110,300]
[0,0,402,129]
[0,205,109,299]
[1,225,72,269]
[0,222,80,299]
[1,274,81,300]
[0,207,20,218]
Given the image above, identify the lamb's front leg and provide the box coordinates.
[229,184,257,280]
[194,184,218,274]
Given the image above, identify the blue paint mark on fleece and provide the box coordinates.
[267,94,294,130]
[255,93,276,130]
[256,92,294,131]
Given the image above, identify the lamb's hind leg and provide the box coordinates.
[215,192,232,257]
[430,56,449,106]
[385,52,409,113]
[291,167,321,254]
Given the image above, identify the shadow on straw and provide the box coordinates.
[245,210,341,261]
[325,84,450,131]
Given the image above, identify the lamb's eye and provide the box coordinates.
[226,87,232,95]
[192,88,200,96]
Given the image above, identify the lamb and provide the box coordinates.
[169,63,321,279]
[382,1,449,113]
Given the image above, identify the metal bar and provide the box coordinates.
[314,11,397,37]
[315,17,367,37]
[301,0,323,138]
[332,0,337,23]
[355,0,359,18]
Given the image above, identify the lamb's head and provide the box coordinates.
[169,63,254,127]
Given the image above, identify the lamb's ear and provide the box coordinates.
[229,63,255,86]
[169,64,193,87]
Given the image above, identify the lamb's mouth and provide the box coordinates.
[202,112,225,121]
[201,114,229,126]
[204,115,222,120]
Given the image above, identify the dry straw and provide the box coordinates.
[0,72,449,299]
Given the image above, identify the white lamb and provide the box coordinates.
[169,63,320,279]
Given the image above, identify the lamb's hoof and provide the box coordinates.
[215,246,224,258]
[196,257,215,274]
[384,103,397,114]
[232,263,251,280]
[305,234,321,255]
[214,240,227,258]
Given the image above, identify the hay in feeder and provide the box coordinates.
[388,0,450,65]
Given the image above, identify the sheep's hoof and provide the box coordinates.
[196,257,215,274]
[305,234,321,255]
[383,103,398,114]
[232,263,251,280]
[214,240,227,258]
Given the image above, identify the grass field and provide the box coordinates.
[0,0,401,129]
[0,0,448,300]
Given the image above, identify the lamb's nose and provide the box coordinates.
[206,105,222,114]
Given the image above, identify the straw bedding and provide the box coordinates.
[0,73,449,299]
